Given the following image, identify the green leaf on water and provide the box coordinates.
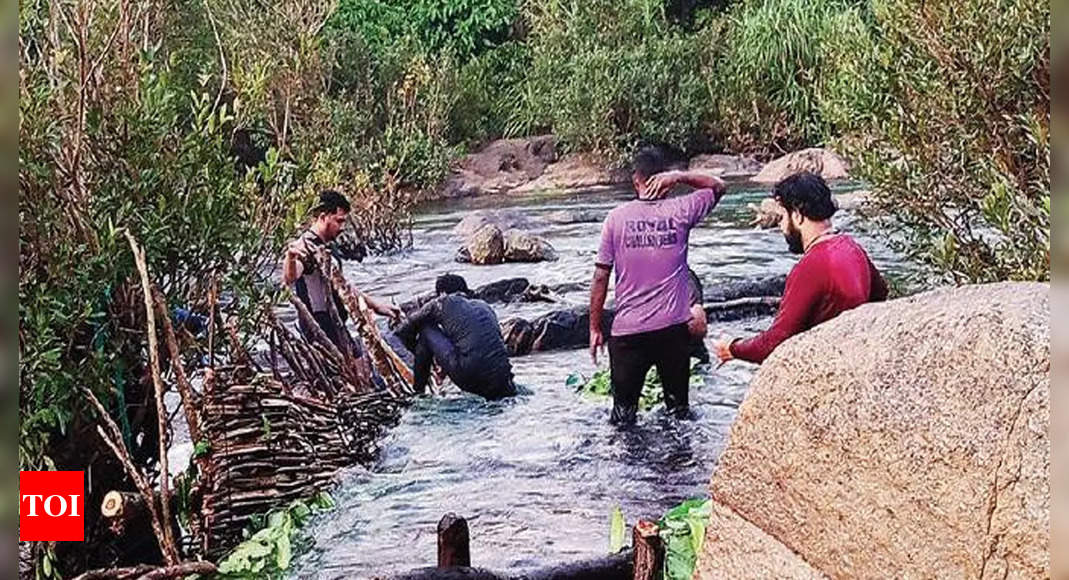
[565,371,586,390]
[276,533,292,570]
[609,506,627,553]
[657,497,713,580]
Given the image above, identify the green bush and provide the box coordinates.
[330,0,518,62]
[449,41,534,145]
[216,492,336,579]
[714,0,871,154]
[522,0,715,157]
[823,0,1050,282]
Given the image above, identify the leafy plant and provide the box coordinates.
[609,506,627,553]
[608,498,711,580]
[568,361,705,411]
[823,0,1049,282]
[658,498,712,580]
[215,492,336,579]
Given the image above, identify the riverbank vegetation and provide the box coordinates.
[19,0,1047,576]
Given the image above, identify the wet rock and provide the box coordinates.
[400,277,560,314]
[747,198,785,229]
[500,317,535,356]
[689,153,764,178]
[455,217,558,264]
[438,136,558,198]
[466,225,504,265]
[545,208,602,224]
[702,275,786,303]
[453,209,535,238]
[474,278,557,303]
[503,230,558,262]
[502,306,614,356]
[752,147,850,184]
[696,282,1050,579]
[747,191,873,229]
[501,275,785,356]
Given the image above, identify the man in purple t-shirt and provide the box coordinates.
[589,147,727,424]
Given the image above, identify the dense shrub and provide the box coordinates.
[714,0,870,154]
[330,0,518,62]
[823,0,1050,282]
[449,41,534,145]
[521,0,715,158]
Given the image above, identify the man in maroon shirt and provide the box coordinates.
[714,172,888,364]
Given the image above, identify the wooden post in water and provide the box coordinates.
[437,513,471,568]
[632,520,663,580]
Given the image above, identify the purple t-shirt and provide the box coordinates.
[596,189,722,336]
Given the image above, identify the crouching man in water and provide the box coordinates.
[395,274,517,400]
[714,172,888,364]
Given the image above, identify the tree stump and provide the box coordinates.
[632,520,663,580]
[437,513,471,568]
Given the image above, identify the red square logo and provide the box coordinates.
[20,471,85,541]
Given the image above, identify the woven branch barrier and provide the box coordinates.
[199,371,407,557]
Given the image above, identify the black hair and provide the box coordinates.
[772,172,837,221]
[313,190,351,216]
[631,146,673,180]
[435,274,470,296]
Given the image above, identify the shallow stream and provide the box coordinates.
[289,183,913,578]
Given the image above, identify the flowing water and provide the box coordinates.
[290,183,914,579]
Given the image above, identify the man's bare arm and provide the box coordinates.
[281,244,305,285]
[589,265,611,363]
[643,170,726,200]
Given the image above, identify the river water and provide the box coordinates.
[290,183,913,579]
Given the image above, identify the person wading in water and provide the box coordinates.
[282,190,401,353]
[713,172,888,364]
[589,147,727,425]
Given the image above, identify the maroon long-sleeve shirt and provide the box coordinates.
[730,234,888,363]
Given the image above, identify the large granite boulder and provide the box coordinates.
[438,136,558,198]
[696,282,1050,579]
[466,225,505,265]
[510,153,629,194]
[454,209,536,238]
[545,208,602,225]
[752,147,850,184]
[454,213,558,264]
[748,191,872,229]
[503,229,558,262]
[689,154,764,178]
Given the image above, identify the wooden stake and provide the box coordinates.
[124,231,178,565]
[632,520,663,580]
[152,287,203,443]
[437,513,471,568]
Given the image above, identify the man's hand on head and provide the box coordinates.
[641,170,682,201]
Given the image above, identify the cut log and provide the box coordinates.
[101,491,143,520]
[631,520,663,580]
[437,513,471,568]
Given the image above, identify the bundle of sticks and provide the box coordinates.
[198,374,407,557]
[267,247,415,399]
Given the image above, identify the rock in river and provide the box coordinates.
[696,282,1050,579]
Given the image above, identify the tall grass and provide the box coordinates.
[714,0,870,154]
